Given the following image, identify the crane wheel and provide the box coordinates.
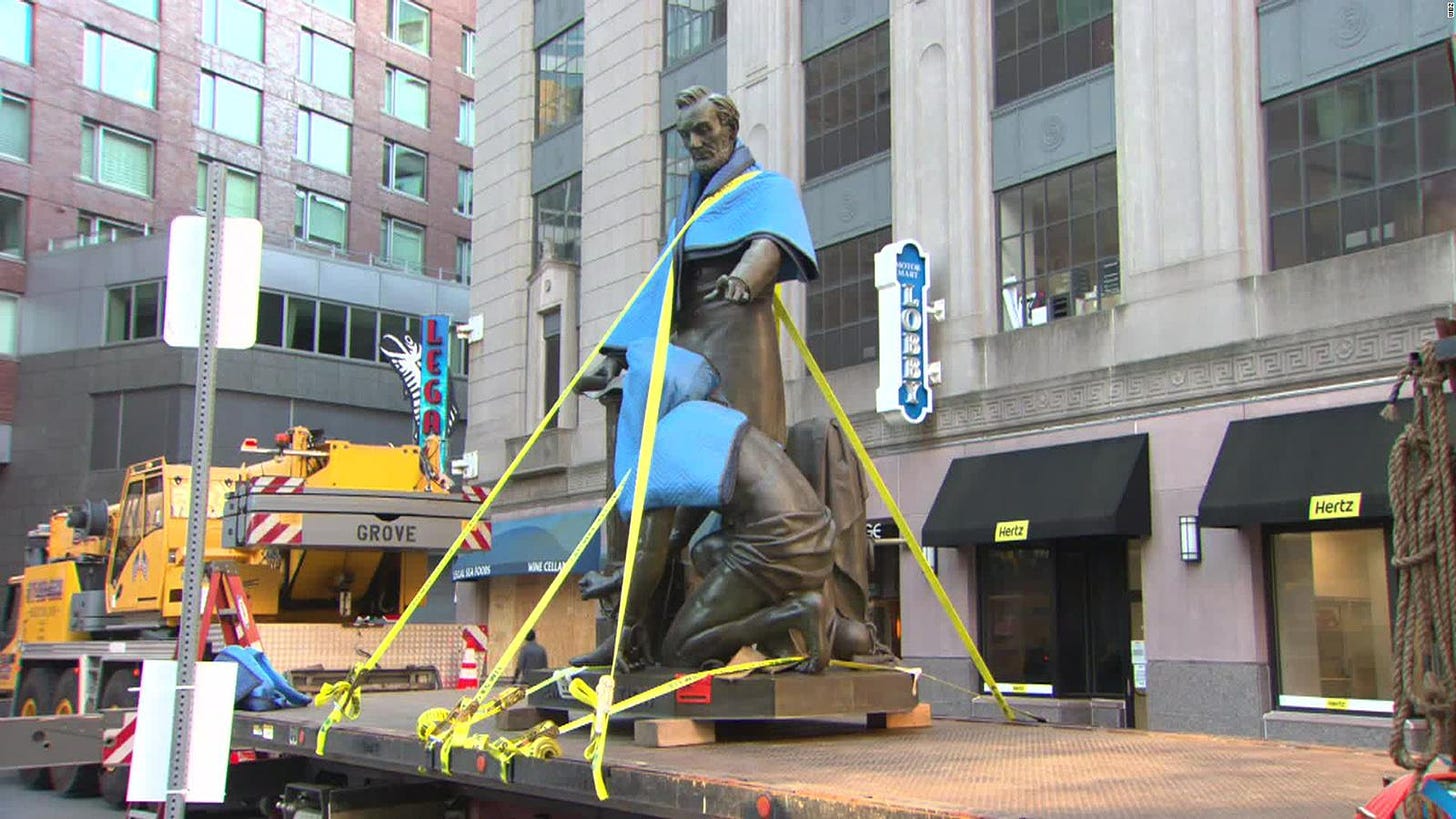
[13,668,57,789]
[98,667,140,808]
[49,668,100,797]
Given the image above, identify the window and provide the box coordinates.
[387,0,430,55]
[805,227,887,372]
[661,131,691,237]
[460,28,476,76]
[296,109,352,175]
[285,295,317,351]
[542,308,561,428]
[294,188,348,248]
[263,293,381,360]
[84,29,158,109]
[456,167,473,216]
[257,291,284,346]
[0,294,15,357]
[305,0,352,21]
[382,141,427,198]
[998,155,1120,330]
[1270,528,1394,713]
[379,216,425,272]
[0,192,22,258]
[0,93,29,161]
[202,0,264,63]
[377,311,420,362]
[1266,45,1456,271]
[803,24,890,181]
[536,23,583,138]
[198,73,262,144]
[105,0,157,19]
[665,0,726,66]
[81,122,154,197]
[384,67,429,128]
[1,0,31,65]
[195,161,259,218]
[455,237,471,281]
[77,212,146,244]
[299,30,354,98]
[105,281,163,343]
[978,542,1130,699]
[534,174,581,265]
[318,301,347,356]
[993,0,1113,108]
[348,304,377,360]
[458,98,475,145]
[451,334,469,376]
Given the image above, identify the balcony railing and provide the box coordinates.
[41,226,470,285]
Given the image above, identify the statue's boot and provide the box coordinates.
[569,510,676,668]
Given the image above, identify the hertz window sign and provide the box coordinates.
[874,240,941,424]
[1309,492,1361,520]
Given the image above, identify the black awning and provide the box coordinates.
[1197,399,1435,528]
[922,434,1150,547]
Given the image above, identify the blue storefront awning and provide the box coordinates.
[451,507,603,581]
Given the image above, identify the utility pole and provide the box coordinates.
[164,160,227,819]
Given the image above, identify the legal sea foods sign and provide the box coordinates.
[419,314,451,457]
[874,240,938,424]
[380,313,454,465]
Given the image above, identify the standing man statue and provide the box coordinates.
[571,86,820,668]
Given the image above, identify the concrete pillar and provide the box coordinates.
[891,0,998,401]
[1114,0,1264,301]
[471,0,536,477]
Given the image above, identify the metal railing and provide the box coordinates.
[43,226,470,286]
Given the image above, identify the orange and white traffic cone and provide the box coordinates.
[458,625,488,690]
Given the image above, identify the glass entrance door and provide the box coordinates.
[979,539,1132,718]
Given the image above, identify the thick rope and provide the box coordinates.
[1386,341,1456,816]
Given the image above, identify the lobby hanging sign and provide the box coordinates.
[874,239,943,424]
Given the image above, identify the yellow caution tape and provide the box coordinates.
[316,174,758,752]
[559,655,805,736]
[589,171,764,801]
[771,292,1016,723]
[415,475,629,771]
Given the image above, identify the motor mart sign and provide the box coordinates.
[874,239,941,424]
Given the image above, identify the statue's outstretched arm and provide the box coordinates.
[717,238,782,303]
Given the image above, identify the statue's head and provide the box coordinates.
[674,85,739,176]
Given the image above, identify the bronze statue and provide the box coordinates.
[570,86,887,673]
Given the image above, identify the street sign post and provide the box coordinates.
[161,162,262,819]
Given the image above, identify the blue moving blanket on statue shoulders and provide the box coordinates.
[615,339,748,516]
[605,159,819,351]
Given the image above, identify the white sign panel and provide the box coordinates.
[164,215,263,349]
[127,660,238,804]
[874,239,934,423]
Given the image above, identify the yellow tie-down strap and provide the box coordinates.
[313,171,763,755]
[771,291,1016,723]
[416,471,630,773]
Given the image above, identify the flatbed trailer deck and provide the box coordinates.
[230,690,1403,818]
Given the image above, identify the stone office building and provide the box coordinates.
[465,0,1456,747]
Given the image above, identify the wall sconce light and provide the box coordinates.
[1179,515,1202,563]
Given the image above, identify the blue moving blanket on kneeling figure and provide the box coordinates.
[614,339,748,516]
